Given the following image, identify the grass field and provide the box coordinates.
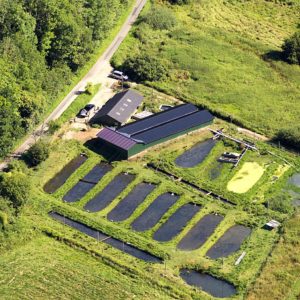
[247,212,300,300]
[112,0,300,137]
[0,235,172,300]
[227,162,265,194]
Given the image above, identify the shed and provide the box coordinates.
[264,220,281,230]
[90,89,143,126]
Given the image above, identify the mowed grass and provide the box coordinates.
[0,235,172,300]
[112,0,300,136]
[227,162,265,194]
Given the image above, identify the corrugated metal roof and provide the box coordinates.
[118,103,198,136]
[132,110,214,144]
[93,90,143,124]
[97,128,137,150]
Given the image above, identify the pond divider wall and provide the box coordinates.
[153,203,201,242]
[84,173,136,212]
[178,214,224,251]
[147,163,236,206]
[49,212,162,263]
[107,182,157,222]
[180,269,236,298]
[131,192,179,232]
[44,154,88,194]
[206,225,251,259]
[63,163,113,203]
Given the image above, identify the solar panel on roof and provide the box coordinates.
[132,110,213,144]
[118,103,198,136]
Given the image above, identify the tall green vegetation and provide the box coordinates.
[282,30,300,65]
[0,0,130,158]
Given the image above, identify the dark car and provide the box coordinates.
[77,104,95,118]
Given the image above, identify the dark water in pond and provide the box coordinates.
[175,139,216,168]
[153,203,201,242]
[82,164,112,184]
[131,192,179,232]
[44,155,87,194]
[206,225,251,259]
[180,269,237,298]
[63,181,95,202]
[84,173,135,212]
[63,164,112,203]
[177,214,224,251]
[289,173,300,188]
[107,182,157,222]
[49,212,161,263]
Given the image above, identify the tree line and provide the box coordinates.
[0,0,129,158]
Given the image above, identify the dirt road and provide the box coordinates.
[0,0,147,170]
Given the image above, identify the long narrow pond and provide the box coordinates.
[131,192,179,232]
[63,163,112,203]
[49,212,161,263]
[153,203,201,242]
[177,214,224,251]
[180,269,237,298]
[44,155,87,194]
[175,139,216,168]
[107,182,157,222]
[206,225,251,259]
[84,173,136,212]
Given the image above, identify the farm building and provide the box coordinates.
[90,89,143,126]
[97,104,214,159]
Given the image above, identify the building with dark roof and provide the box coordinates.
[97,104,214,159]
[91,89,143,126]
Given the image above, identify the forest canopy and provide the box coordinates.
[0,0,129,158]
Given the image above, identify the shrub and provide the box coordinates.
[85,82,95,95]
[274,126,300,151]
[25,140,50,167]
[142,6,177,30]
[0,211,8,229]
[0,172,31,208]
[47,120,61,134]
[123,54,168,82]
[267,194,293,214]
[282,31,300,65]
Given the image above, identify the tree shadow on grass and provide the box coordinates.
[262,50,284,62]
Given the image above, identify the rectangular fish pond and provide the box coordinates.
[175,139,216,168]
[131,192,179,232]
[180,269,236,298]
[84,173,136,212]
[107,182,157,222]
[63,164,112,203]
[153,203,201,242]
[43,154,87,194]
[177,214,224,251]
[49,212,161,263]
[206,225,251,259]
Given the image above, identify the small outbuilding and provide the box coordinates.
[264,220,281,230]
[90,89,143,126]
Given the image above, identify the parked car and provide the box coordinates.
[77,104,95,118]
[109,70,129,81]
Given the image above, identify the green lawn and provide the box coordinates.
[112,0,300,137]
